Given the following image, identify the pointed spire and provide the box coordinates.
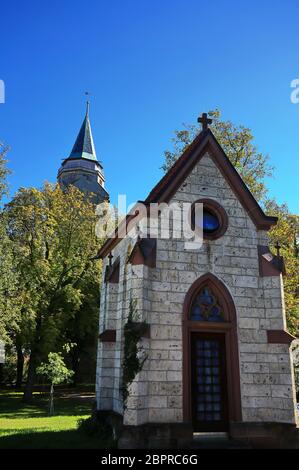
[86,99,90,117]
[68,100,97,161]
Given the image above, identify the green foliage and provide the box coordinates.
[36,352,74,385]
[121,299,148,407]
[37,351,74,415]
[0,217,22,344]
[0,145,21,345]
[0,141,11,204]
[265,199,299,336]
[62,267,101,384]
[161,108,273,202]
[77,416,114,443]
[291,343,299,397]
[1,183,103,398]
[2,350,17,385]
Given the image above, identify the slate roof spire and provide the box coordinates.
[68,100,97,161]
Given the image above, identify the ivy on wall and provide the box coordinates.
[121,298,148,407]
[292,343,299,398]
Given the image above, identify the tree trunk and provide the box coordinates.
[23,313,42,402]
[71,348,80,387]
[0,364,3,384]
[49,383,54,415]
[22,352,36,402]
[15,342,24,389]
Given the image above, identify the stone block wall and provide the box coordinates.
[96,151,297,427]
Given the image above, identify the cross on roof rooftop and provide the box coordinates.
[198,112,213,131]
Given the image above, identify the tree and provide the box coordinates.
[36,351,74,415]
[291,343,299,398]
[0,143,21,347]
[264,199,299,336]
[0,143,24,386]
[62,201,117,385]
[0,216,22,345]
[4,183,105,401]
[162,109,273,202]
[0,141,10,203]
[62,266,101,386]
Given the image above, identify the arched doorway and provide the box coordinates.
[182,273,242,432]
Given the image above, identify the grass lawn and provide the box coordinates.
[0,388,115,449]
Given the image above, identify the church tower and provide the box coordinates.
[57,102,109,203]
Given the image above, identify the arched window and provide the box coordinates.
[189,286,224,322]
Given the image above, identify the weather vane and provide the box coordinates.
[85,91,91,115]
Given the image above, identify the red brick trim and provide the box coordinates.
[258,246,286,276]
[267,330,295,345]
[99,330,116,342]
[128,238,157,268]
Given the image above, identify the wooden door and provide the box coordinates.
[191,332,229,432]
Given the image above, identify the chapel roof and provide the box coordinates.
[98,118,277,259]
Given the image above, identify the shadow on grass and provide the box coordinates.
[0,394,93,420]
[0,388,111,449]
[0,429,115,449]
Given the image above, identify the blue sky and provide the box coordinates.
[1,0,299,213]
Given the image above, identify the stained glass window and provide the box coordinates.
[194,208,220,234]
[202,209,220,233]
[190,286,224,322]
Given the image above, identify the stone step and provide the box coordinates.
[190,439,251,449]
[190,432,251,449]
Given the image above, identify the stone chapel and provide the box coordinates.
[95,113,297,448]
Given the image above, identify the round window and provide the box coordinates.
[202,209,220,234]
[191,199,228,240]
